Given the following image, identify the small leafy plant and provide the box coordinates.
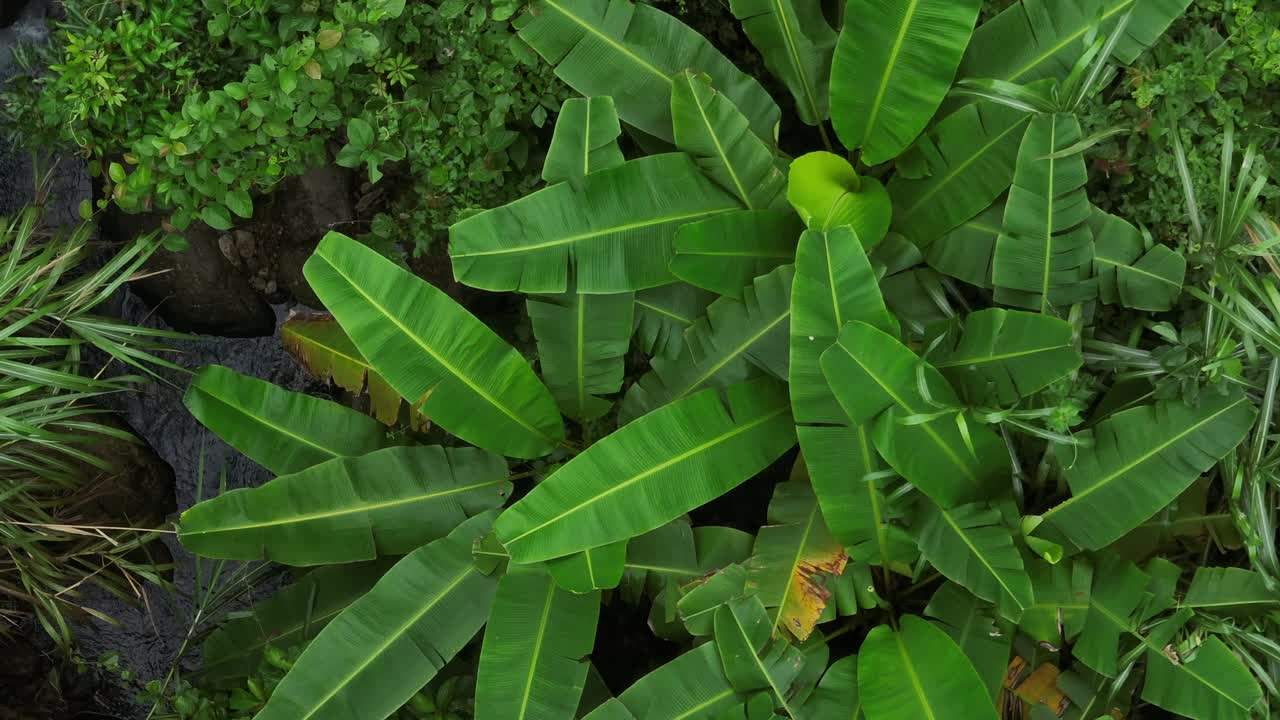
[171,1,1279,719]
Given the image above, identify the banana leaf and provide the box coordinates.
[543,96,626,188]
[672,210,802,299]
[857,615,997,720]
[729,0,837,126]
[634,283,717,359]
[528,292,634,421]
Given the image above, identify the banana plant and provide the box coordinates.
[173,2,1279,720]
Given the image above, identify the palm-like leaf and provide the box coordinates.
[496,379,796,563]
[516,0,780,144]
[580,643,741,719]
[476,567,600,720]
[450,154,739,294]
[543,96,626,188]
[305,233,565,458]
[830,0,982,164]
[183,364,389,476]
[621,265,793,422]
[634,283,716,359]
[913,500,1032,621]
[992,113,1096,311]
[888,101,1029,249]
[923,201,1002,288]
[528,292,634,421]
[857,615,997,720]
[178,446,509,565]
[729,0,837,126]
[924,583,1011,701]
[671,210,801,299]
[927,308,1081,406]
[255,515,499,720]
[1033,391,1255,551]
[958,0,1192,85]
[672,70,786,210]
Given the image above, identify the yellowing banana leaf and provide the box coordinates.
[1034,392,1256,551]
[255,514,499,720]
[888,101,1029,249]
[634,283,717,360]
[787,152,891,245]
[528,292,634,421]
[857,615,997,720]
[304,232,565,459]
[1089,208,1186,311]
[198,559,393,685]
[543,96,626,188]
[516,0,780,144]
[959,0,1192,86]
[281,313,424,427]
[496,379,796,564]
[621,265,793,423]
[729,0,837,126]
[830,0,982,165]
[450,154,740,294]
[992,113,1096,312]
[476,566,601,720]
[913,499,1032,622]
[744,479,848,641]
[927,308,1081,407]
[672,210,802,299]
[183,364,389,476]
[178,446,509,566]
[580,643,742,719]
[821,321,1010,506]
[672,70,786,210]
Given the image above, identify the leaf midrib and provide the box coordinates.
[894,630,939,720]
[729,604,797,716]
[681,73,753,208]
[516,579,558,720]
[935,504,1028,612]
[770,0,822,123]
[769,500,821,636]
[189,385,338,461]
[451,207,738,258]
[541,0,670,83]
[861,0,921,149]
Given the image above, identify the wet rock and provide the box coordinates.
[234,229,256,258]
[270,164,356,309]
[100,208,275,337]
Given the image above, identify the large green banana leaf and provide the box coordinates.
[958,0,1192,85]
[924,583,1011,701]
[799,655,861,718]
[914,500,1032,622]
[255,515,499,720]
[821,321,1010,506]
[183,364,388,476]
[744,479,847,641]
[304,233,564,459]
[179,446,509,565]
[992,113,1097,311]
[476,567,600,720]
[790,227,895,425]
[830,0,982,165]
[621,265,793,423]
[199,559,393,685]
[671,210,802,299]
[927,308,1081,406]
[580,643,741,719]
[546,540,628,593]
[634,283,717,359]
[714,595,811,715]
[496,379,796,564]
[787,152,891,245]
[1017,557,1090,644]
[1089,208,1186,311]
[543,96,626,188]
[857,616,997,720]
[1183,567,1280,617]
[672,70,786,210]
[1143,636,1264,720]
[450,154,740,295]
[528,292,634,421]
[281,314,420,427]
[887,102,1029,249]
[516,0,780,144]
[729,0,837,126]
[799,425,916,575]
[923,201,1001,288]
[1034,391,1256,551]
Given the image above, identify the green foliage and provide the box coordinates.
[156,2,1280,720]
[1,0,564,254]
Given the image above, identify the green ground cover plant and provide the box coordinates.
[0,202,180,649]
[0,0,564,254]
[72,0,1280,718]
